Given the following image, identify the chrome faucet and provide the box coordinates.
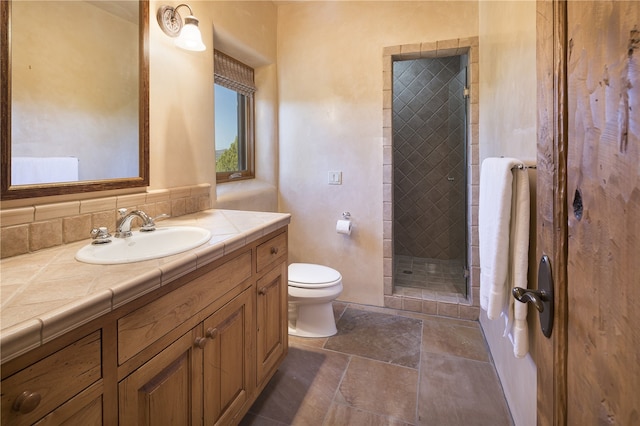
[115,208,168,238]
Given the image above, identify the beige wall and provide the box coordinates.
[277,1,478,306]
[150,0,279,209]
[478,2,537,426]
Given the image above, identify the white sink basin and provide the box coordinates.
[75,226,212,264]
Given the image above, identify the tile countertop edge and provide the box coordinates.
[0,209,291,364]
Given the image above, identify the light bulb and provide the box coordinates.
[175,16,205,52]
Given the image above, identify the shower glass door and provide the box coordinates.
[392,55,468,297]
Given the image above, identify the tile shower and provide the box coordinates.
[392,55,468,299]
[383,38,479,320]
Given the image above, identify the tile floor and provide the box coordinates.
[394,255,467,293]
[241,302,513,426]
[393,255,468,304]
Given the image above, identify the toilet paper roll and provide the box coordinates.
[336,219,352,235]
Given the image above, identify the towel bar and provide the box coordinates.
[511,164,537,170]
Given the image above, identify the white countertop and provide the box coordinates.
[0,209,291,363]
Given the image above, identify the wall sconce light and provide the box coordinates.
[157,4,206,52]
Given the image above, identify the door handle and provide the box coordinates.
[512,288,549,312]
[512,255,554,338]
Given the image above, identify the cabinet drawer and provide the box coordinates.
[118,250,252,364]
[34,381,103,425]
[1,331,102,426]
[256,232,287,273]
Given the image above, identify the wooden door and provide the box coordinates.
[118,328,203,426]
[565,2,640,423]
[536,1,640,424]
[203,287,253,425]
[255,262,288,389]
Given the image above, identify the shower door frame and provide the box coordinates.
[382,37,480,320]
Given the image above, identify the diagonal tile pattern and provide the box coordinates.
[241,302,513,426]
[393,56,466,261]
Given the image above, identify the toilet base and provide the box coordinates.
[288,301,337,337]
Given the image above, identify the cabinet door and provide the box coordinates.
[255,262,288,388]
[119,328,203,426]
[203,288,253,426]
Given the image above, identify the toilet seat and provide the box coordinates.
[288,263,342,289]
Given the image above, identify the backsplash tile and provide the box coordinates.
[0,206,34,226]
[30,219,63,251]
[0,184,211,259]
[171,198,187,217]
[63,215,93,243]
[170,186,192,199]
[146,189,171,203]
[35,201,80,221]
[1,226,29,258]
[80,197,117,213]
[91,210,117,230]
[116,193,147,209]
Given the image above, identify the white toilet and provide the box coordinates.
[288,263,343,337]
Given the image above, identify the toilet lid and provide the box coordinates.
[289,263,342,288]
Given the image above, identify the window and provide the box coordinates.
[214,50,256,182]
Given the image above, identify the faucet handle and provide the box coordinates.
[118,208,128,217]
[90,227,112,245]
[140,213,170,232]
[153,213,170,222]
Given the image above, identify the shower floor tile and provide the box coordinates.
[394,255,466,300]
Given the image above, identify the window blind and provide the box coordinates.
[214,50,256,97]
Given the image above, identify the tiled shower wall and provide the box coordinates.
[393,56,466,261]
[382,37,480,320]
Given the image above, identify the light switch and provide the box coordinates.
[328,171,342,185]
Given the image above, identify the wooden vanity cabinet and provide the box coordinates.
[255,262,288,390]
[118,287,253,426]
[255,232,289,390]
[1,227,289,426]
[117,251,255,426]
[0,331,103,426]
[118,327,202,425]
[203,286,253,425]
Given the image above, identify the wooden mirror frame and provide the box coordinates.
[0,0,149,200]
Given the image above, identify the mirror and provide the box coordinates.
[1,0,149,200]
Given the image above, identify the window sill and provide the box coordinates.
[215,179,277,212]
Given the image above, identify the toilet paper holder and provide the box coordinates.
[336,212,353,236]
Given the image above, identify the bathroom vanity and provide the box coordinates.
[0,210,290,425]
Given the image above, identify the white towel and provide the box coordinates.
[479,157,530,358]
[505,164,530,358]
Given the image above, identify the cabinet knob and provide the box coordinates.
[12,391,41,414]
[194,337,207,349]
[258,287,267,295]
[205,327,219,339]
[270,246,279,255]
